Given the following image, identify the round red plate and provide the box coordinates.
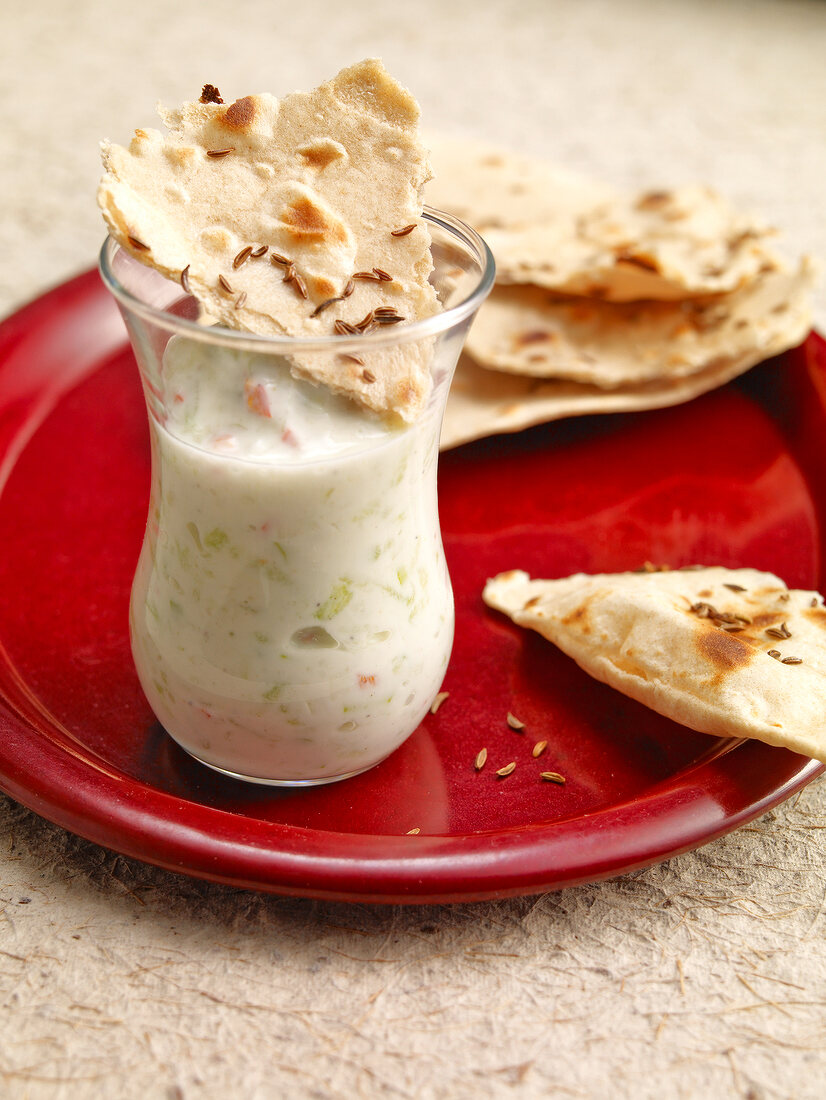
[0,270,823,902]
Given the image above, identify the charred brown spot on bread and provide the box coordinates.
[804,605,826,628]
[167,145,200,167]
[302,148,337,170]
[635,190,672,210]
[297,140,345,170]
[697,627,753,671]
[281,195,348,245]
[614,248,661,274]
[517,330,555,346]
[222,96,256,131]
[561,602,591,634]
[728,229,760,249]
[307,274,337,300]
[749,611,789,630]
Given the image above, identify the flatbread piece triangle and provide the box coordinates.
[484,567,826,762]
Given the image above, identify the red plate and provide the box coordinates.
[0,269,823,903]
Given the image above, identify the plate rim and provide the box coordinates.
[0,268,823,903]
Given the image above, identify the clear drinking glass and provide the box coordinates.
[99,209,494,785]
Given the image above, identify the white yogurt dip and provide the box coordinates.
[129,337,453,782]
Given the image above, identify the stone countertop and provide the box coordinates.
[1,1,825,1097]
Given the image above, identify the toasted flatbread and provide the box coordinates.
[464,259,814,388]
[98,60,440,420]
[427,135,785,302]
[483,566,826,762]
[485,185,784,301]
[439,348,779,450]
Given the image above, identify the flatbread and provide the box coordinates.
[98,59,440,421]
[485,186,783,302]
[465,258,815,388]
[439,348,779,450]
[483,566,826,762]
[427,135,785,302]
[429,138,815,446]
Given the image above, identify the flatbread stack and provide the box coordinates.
[99,60,441,422]
[483,566,826,762]
[430,136,816,449]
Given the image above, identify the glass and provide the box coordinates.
[99,209,494,785]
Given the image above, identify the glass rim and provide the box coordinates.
[98,207,495,353]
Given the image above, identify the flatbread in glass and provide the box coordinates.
[98,60,440,420]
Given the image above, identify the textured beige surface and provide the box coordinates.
[1,1,826,1098]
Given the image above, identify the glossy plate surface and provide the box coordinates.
[0,270,823,902]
